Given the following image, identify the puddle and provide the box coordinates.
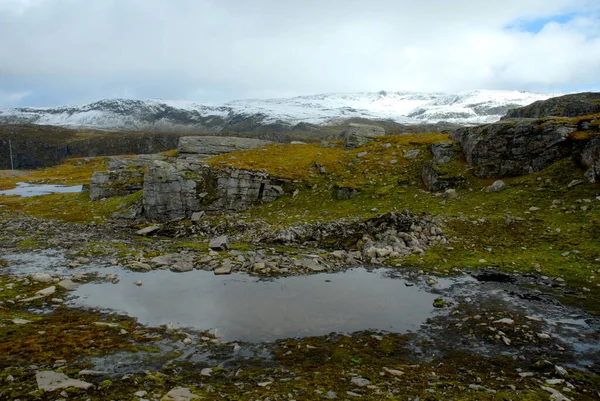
[70,267,441,342]
[0,182,82,197]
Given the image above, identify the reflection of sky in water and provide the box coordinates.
[0,182,82,197]
[70,268,439,342]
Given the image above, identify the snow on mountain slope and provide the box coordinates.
[0,90,559,130]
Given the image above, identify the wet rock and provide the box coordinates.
[31,272,53,283]
[57,279,79,291]
[136,225,161,236]
[340,123,385,149]
[135,280,143,286]
[37,286,56,296]
[161,386,201,401]
[209,236,229,251]
[36,371,93,392]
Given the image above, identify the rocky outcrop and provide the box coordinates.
[340,123,385,149]
[503,92,600,119]
[422,163,466,191]
[90,170,144,200]
[430,141,459,165]
[582,135,600,182]
[143,160,287,223]
[177,136,272,159]
[451,119,577,177]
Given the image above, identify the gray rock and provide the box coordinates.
[403,149,421,159]
[209,236,229,251]
[334,186,360,200]
[161,386,201,401]
[486,180,506,193]
[128,261,152,272]
[36,371,93,392]
[431,141,458,164]
[350,376,371,387]
[503,92,600,119]
[422,163,466,191]
[340,123,385,149]
[136,225,161,236]
[452,119,576,177]
[443,189,458,199]
[37,286,56,296]
[57,279,79,291]
[214,261,233,275]
[567,179,584,188]
[31,272,53,283]
[12,318,33,325]
[90,169,144,201]
[177,136,271,159]
[581,135,600,182]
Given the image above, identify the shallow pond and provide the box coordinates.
[70,268,444,342]
[0,182,82,197]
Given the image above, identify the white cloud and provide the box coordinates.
[0,91,30,108]
[0,0,599,106]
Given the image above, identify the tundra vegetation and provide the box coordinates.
[1,106,600,399]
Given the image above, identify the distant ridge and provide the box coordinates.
[0,90,559,132]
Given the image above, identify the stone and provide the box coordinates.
[422,163,466,192]
[493,318,515,325]
[31,272,53,283]
[135,390,148,397]
[78,370,108,376]
[183,337,193,345]
[452,119,577,177]
[383,367,405,377]
[334,186,360,200]
[540,385,571,401]
[90,169,144,201]
[200,368,213,376]
[177,136,271,159]
[403,149,420,159]
[486,180,506,193]
[253,262,266,272]
[161,386,201,401]
[443,189,458,199]
[57,279,79,291]
[350,377,371,387]
[36,371,93,392]
[190,211,205,222]
[581,135,600,182]
[37,286,56,296]
[567,179,583,189]
[214,263,233,275]
[503,92,600,119]
[129,261,152,272]
[134,280,143,286]
[136,225,161,236]
[12,318,33,325]
[340,123,385,149]
[209,236,229,251]
[431,141,458,164]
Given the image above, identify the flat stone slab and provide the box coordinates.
[136,225,161,236]
[161,386,201,401]
[36,286,56,296]
[36,371,93,392]
[58,279,79,291]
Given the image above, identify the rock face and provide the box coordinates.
[143,161,287,222]
[177,136,272,159]
[340,123,385,149]
[422,163,466,191]
[503,92,600,119]
[582,135,600,182]
[452,119,577,177]
[430,141,459,165]
[90,169,144,200]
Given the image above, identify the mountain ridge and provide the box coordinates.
[0,89,560,132]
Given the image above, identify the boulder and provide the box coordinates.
[177,136,271,159]
[430,141,459,164]
[486,180,506,193]
[334,186,360,200]
[340,123,385,149]
[422,163,466,191]
[209,236,229,251]
[451,119,576,177]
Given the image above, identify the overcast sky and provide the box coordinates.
[1,0,599,108]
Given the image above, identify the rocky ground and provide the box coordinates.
[1,96,600,399]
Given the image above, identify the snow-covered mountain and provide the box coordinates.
[0,90,559,131]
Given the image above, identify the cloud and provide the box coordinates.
[0,90,30,108]
[0,0,599,106]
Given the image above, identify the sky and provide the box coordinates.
[0,0,599,108]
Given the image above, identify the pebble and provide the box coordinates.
[135,280,143,286]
